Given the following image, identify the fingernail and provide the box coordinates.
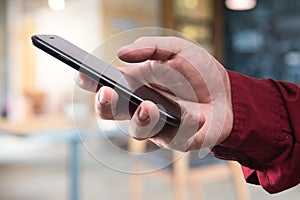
[138,107,150,122]
[98,89,109,105]
[75,74,83,86]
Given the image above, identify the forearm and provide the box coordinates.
[212,70,300,193]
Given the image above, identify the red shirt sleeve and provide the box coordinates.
[212,70,300,194]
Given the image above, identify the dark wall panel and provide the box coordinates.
[225,0,300,83]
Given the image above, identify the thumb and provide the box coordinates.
[117,36,184,63]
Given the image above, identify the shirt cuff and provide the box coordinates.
[212,70,292,189]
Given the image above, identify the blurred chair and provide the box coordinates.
[128,139,250,200]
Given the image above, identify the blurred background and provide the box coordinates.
[0,0,300,200]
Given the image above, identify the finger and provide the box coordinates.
[168,113,204,151]
[75,72,100,92]
[95,86,119,120]
[117,36,184,63]
[149,108,205,152]
[128,100,160,140]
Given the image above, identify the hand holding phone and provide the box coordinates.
[31,35,181,126]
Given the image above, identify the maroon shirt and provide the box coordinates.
[213,71,300,194]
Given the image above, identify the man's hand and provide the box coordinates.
[76,36,233,152]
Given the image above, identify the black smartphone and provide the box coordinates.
[31,34,181,126]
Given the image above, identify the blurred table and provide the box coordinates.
[0,113,85,200]
[0,113,74,135]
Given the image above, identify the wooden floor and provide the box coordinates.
[0,134,299,200]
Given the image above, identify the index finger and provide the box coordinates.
[75,72,101,92]
[75,66,133,93]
